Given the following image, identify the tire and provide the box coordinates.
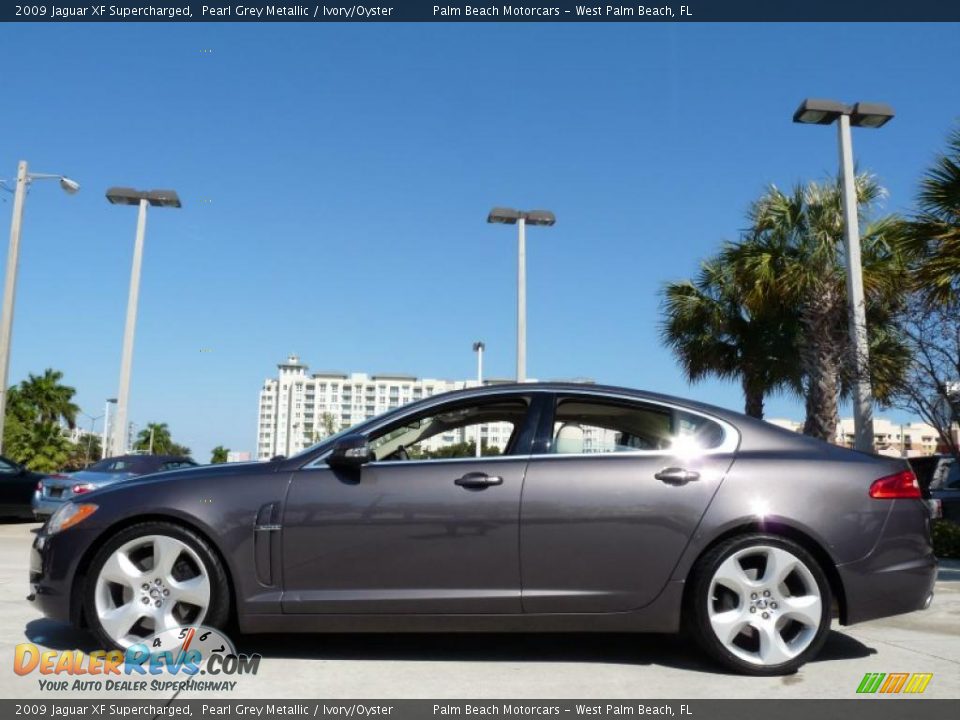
[686,533,832,675]
[83,521,230,650]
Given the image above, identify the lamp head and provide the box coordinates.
[59,177,80,194]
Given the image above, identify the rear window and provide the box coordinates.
[943,462,960,490]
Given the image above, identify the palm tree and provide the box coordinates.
[14,421,74,473]
[210,446,229,464]
[903,124,960,303]
[661,251,802,418]
[732,176,909,441]
[16,369,79,428]
[134,422,173,454]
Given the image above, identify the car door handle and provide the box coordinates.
[454,473,503,489]
[654,467,700,484]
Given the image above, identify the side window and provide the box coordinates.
[0,458,18,474]
[368,399,528,462]
[944,462,960,491]
[550,398,725,455]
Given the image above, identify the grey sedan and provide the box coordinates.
[28,383,935,675]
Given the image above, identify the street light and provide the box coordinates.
[0,161,79,453]
[102,397,117,459]
[105,187,182,454]
[78,410,104,465]
[487,207,555,382]
[473,341,485,457]
[793,98,895,453]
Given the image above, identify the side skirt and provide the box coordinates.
[239,581,684,634]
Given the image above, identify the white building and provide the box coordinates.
[226,451,252,463]
[257,356,516,460]
[767,417,944,457]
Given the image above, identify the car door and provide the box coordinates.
[281,393,541,614]
[520,392,738,613]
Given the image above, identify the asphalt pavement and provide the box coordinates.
[1,521,957,699]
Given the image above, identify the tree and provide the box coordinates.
[312,413,339,442]
[13,369,79,428]
[133,422,191,456]
[661,250,802,419]
[407,440,501,459]
[892,295,960,459]
[903,124,960,304]
[2,369,83,470]
[730,176,909,441]
[13,421,74,473]
[210,446,229,464]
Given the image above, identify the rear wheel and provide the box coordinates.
[84,522,229,649]
[688,534,831,675]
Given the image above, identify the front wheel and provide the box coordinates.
[687,534,832,675]
[83,522,230,649]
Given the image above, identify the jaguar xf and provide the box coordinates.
[29,383,936,674]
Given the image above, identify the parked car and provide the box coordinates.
[0,456,50,520]
[909,454,948,495]
[29,383,935,675]
[908,454,960,523]
[928,456,960,524]
[32,454,197,519]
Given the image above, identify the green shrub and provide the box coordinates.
[932,519,960,559]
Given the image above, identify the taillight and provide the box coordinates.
[72,483,95,495]
[35,481,43,492]
[869,470,921,499]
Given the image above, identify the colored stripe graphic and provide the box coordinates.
[880,673,909,693]
[857,673,885,693]
[904,673,933,694]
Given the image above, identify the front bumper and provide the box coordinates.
[29,523,102,625]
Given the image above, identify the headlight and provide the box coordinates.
[46,502,98,534]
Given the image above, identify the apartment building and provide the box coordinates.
[257,355,515,460]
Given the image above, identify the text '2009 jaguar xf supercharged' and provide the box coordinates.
[29,383,936,674]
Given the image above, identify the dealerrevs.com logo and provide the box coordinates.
[856,672,934,695]
[14,626,260,693]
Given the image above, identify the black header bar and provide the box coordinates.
[4,1,960,22]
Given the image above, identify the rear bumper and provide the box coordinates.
[32,494,65,518]
[838,498,937,625]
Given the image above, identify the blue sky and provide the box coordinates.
[1,22,957,459]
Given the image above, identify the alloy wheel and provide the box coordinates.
[93,534,210,648]
[706,545,822,667]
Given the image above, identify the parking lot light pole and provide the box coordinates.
[473,341,485,457]
[106,187,181,455]
[793,99,894,453]
[486,208,555,383]
[102,398,117,459]
[0,161,79,453]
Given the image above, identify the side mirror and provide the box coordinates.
[327,434,374,469]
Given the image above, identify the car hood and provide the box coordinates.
[80,460,275,498]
